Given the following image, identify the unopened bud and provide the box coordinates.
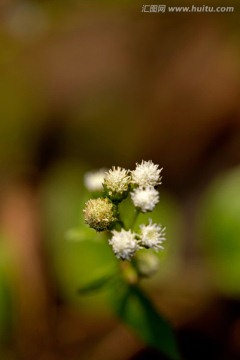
[83,198,116,231]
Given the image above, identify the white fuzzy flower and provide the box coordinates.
[84,169,106,192]
[104,166,131,201]
[104,167,131,194]
[109,229,139,260]
[132,160,162,187]
[130,186,159,212]
[139,219,165,251]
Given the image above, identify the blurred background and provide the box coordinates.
[0,0,240,359]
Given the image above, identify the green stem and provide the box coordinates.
[118,215,126,230]
[130,209,140,230]
[114,204,126,230]
[113,220,124,231]
[120,260,139,285]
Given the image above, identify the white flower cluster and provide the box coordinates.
[109,219,165,261]
[130,160,162,213]
[84,161,162,212]
[83,160,165,273]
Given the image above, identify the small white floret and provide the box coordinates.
[139,219,165,251]
[130,186,159,212]
[109,229,139,260]
[131,160,162,187]
[104,166,131,195]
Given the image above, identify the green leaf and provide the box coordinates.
[78,273,116,295]
[113,284,180,360]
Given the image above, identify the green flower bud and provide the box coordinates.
[135,251,160,277]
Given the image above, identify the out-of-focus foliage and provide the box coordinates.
[112,283,180,360]
[0,72,43,174]
[199,166,240,295]
[40,162,118,313]
[0,239,13,346]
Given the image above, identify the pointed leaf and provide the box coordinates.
[78,273,116,295]
[114,284,180,360]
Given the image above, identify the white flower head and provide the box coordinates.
[139,219,165,251]
[84,169,106,192]
[136,251,160,277]
[109,229,139,260]
[132,160,162,187]
[104,166,131,201]
[130,186,159,212]
[83,198,116,231]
